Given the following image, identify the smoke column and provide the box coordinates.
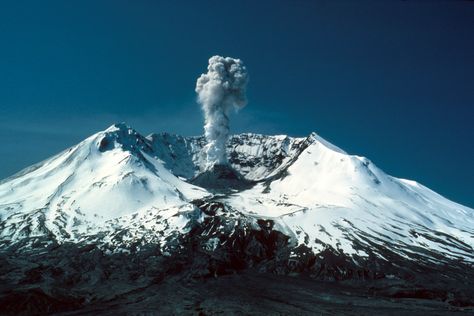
[196,55,249,168]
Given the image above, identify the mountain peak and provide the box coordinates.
[307,131,347,154]
[97,123,149,153]
[104,122,134,133]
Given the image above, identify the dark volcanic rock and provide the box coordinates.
[0,289,84,316]
[190,164,255,191]
[0,203,473,315]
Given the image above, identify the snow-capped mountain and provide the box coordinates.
[2,123,474,314]
[0,124,207,249]
[1,123,472,265]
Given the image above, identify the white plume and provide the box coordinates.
[196,55,249,168]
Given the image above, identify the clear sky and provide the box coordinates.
[0,1,473,207]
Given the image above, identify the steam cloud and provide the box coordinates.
[196,55,249,168]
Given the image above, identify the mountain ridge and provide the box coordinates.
[1,123,473,258]
[0,123,473,314]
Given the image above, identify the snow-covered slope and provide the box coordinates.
[0,123,473,267]
[224,133,474,263]
[0,124,207,247]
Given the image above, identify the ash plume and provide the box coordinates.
[196,55,249,168]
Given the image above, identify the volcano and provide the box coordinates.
[0,123,473,315]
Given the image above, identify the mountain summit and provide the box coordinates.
[1,123,473,314]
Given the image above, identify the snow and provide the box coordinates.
[223,133,474,261]
[0,123,473,264]
[0,124,209,243]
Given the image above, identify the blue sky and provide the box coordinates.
[0,1,473,207]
